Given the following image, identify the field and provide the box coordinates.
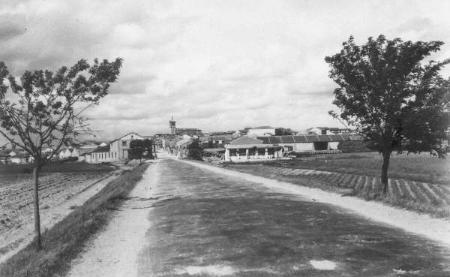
[0,162,115,257]
[0,163,149,277]
[222,152,450,218]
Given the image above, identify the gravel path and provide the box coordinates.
[66,161,158,277]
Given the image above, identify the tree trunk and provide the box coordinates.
[381,150,391,195]
[33,166,42,250]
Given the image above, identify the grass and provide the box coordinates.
[0,163,149,277]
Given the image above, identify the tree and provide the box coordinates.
[187,139,203,160]
[325,35,449,195]
[128,139,153,161]
[275,128,293,136]
[0,58,122,249]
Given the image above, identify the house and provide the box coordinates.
[175,135,193,159]
[224,136,284,162]
[0,149,10,164]
[306,127,353,135]
[83,132,146,163]
[247,126,276,137]
[257,134,363,153]
[8,150,33,164]
[58,146,80,160]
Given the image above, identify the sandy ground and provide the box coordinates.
[0,172,116,264]
[66,161,158,277]
[180,159,450,247]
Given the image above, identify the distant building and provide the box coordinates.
[8,150,33,164]
[58,145,80,160]
[247,126,276,137]
[306,127,353,135]
[167,117,203,137]
[224,136,284,162]
[257,134,363,152]
[82,132,146,163]
[176,128,203,137]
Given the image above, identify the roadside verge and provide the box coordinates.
[177,159,450,247]
[0,163,150,277]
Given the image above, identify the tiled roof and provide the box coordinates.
[257,134,362,144]
[229,136,263,145]
[92,145,110,153]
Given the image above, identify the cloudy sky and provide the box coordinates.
[1,0,450,139]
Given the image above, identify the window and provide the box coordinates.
[248,148,256,156]
[268,148,275,155]
[229,149,237,156]
[122,141,127,147]
[238,149,246,155]
[258,148,266,155]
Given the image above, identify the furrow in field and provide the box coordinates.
[420,183,446,206]
[408,181,432,204]
[399,180,417,200]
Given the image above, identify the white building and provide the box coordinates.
[58,146,80,160]
[83,132,145,163]
[247,127,276,137]
[258,134,362,152]
[224,136,284,162]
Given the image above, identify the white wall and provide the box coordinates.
[247,129,275,137]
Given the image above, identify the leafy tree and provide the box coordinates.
[325,35,449,194]
[0,58,122,249]
[128,139,153,161]
[275,128,293,136]
[187,139,203,160]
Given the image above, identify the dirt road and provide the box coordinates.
[67,159,450,276]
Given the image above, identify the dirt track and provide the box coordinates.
[67,158,450,276]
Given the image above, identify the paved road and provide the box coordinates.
[135,159,450,276]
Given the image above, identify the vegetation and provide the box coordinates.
[0,58,122,249]
[223,153,450,217]
[187,139,203,160]
[0,161,115,176]
[325,35,449,195]
[0,163,149,277]
[128,139,154,161]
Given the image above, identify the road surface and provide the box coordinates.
[68,159,450,276]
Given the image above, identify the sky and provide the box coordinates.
[1,0,450,140]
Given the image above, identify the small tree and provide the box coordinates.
[128,139,153,162]
[0,58,122,249]
[325,35,449,194]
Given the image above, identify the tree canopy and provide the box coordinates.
[0,58,123,165]
[325,35,449,193]
[128,139,154,161]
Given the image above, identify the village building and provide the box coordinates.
[58,146,80,160]
[8,150,33,164]
[257,134,362,153]
[224,136,284,162]
[246,126,276,137]
[82,132,146,163]
[175,135,193,159]
[169,117,203,137]
[306,126,353,135]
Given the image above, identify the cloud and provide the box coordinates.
[0,0,450,141]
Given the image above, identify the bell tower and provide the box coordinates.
[169,116,176,135]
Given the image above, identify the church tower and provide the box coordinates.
[169,116,176,135]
